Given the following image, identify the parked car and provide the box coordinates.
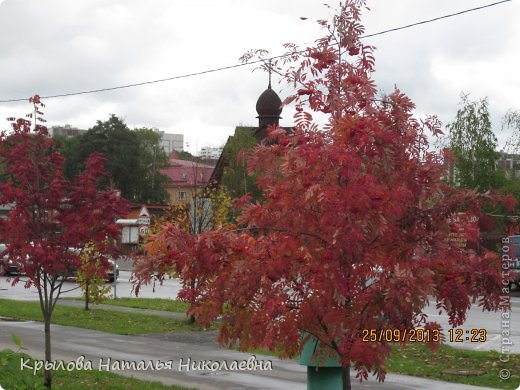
[105,259,119,283]
[0,244,118,283]
[507,236,520,289]
[77,258,119,283]
[509,260,520,289]
[0,244,23,276]
[61,256,119,283]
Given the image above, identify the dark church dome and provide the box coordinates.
[256,86,282,117]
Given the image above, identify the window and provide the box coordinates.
[179,191,186,201]
[122,226,139,244]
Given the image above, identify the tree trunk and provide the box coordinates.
[44,314,52,388]
[85,280,90,311]
[342,365,351,390]
[188,279,195,323]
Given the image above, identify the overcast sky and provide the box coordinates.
[0,0,518,154]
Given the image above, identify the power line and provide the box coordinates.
[362,0,512,39]
[0,0,512,104]
[0,58,273,103]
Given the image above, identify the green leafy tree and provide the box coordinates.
[134,128,170,204]
[73,116,170,203]
[503,110,520,137]
[76,242,113,311]
[222,127,261,200]
[491,110,520,203]
[446,93,501,191]
[53,134,83,180]
[78,115,140,200]
[503,110,520,171]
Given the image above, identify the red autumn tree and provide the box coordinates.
[135,2,506,388]
[0,95,129,388]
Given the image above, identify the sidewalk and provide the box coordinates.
[48,299,503,390]
[0,318,501,390]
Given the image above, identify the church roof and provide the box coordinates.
[256,86,282,118]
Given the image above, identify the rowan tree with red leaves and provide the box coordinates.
[0,95,129,388]
[135,2,507,388]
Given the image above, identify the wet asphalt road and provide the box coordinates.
[0,267,518,389]
[0,320,502,390]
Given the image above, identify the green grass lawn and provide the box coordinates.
[0,298,209,335]
[0,349,194,390]
[239,343,519,389]
[91,297,190,313]
[387,343,519,389]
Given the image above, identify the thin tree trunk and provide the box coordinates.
[188,279,195,323]
[44,313,52,388]
[85,280,90,311]
[342,365,351,390]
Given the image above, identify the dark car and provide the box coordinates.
[0,244,22,276]
[507,236,520,289]
[105,259,119,283]
[79,258,119,283]
[62,256,119,283]
[509,260,520,288]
